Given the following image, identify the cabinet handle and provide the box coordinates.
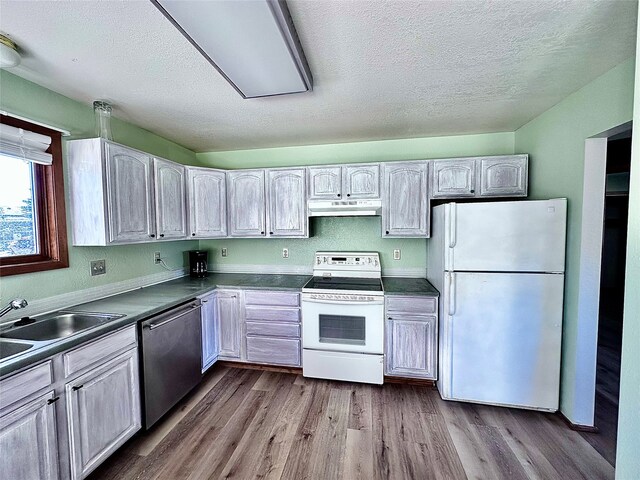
[149,234,155,238]
[72,385,84,391]
[260,231,265,235]
[337,194,341,197]
[47,396,60,405]
[470,189,475,194]
[387,316,392,320]
[202,299,208,303]
[347,194,351,197]
[160,234,165,238]
[385,230,390,234]
[192,233,196,236]
[269,231,273,235]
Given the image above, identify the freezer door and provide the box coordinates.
[445,199,567,273]
[439,272,564,410]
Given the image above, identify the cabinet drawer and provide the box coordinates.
[244,291,300,307]
[386,296,437,315]
[245,306,300,323]
[246,321,300,338]
[0,361,53,411]
[246,337,300,366]
[64,325,137,378]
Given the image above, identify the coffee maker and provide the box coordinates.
[189,250,208,278]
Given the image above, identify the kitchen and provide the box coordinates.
[0,1,638,478]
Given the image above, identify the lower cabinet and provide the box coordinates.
[0,391,60,480]
[200,291,219,372]
[66,348,141,480]
[385,296,438,380]
[216,290,242,359]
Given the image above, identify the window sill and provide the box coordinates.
[0,257,69,276]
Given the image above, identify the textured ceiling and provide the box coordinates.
[0,0,637,152]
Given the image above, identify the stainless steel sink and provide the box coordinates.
[0,312,125,341]
[0,340,33,360]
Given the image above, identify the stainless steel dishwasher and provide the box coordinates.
[139,300,202,428]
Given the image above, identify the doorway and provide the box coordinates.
[583,133,631,465]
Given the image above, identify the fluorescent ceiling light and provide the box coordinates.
[152,0,313,99]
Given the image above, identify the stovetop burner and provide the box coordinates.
[302,276,383,293]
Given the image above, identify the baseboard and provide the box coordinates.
[217,361,303,375]
[1,268,188,323]
[209,264,426,278]
[558,412,599,432]
[384,376,437,387]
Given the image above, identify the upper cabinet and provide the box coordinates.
[227,169,267,237]
[267,168,307,237]
[308,164,380,200]
[431,158,476,198]
[382,161,430,237]
[344,164,380,199]
[478,155,528,197]
[431,155,528,200]
[69,139,188,246]
[154,158,187,240]
[308,166,342,199]
[187,167,227,238]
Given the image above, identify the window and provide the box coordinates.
[0,115,68,276]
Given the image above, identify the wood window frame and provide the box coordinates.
[0,115,69,276]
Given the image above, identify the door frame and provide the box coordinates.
[574,122,631,427]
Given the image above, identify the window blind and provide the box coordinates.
[0,123,53,165]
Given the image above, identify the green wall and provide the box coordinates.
[0,71,198,305]
[615,9,640,478]
[514,58,635,423]
[196,132,516,272]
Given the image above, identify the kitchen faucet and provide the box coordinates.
[0,298,28,318]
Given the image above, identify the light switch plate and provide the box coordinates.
[90,259,106,276]
[393,249,401,260]
[282,248,289,258]
[221,247,228,257]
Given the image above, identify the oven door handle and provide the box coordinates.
[302,298,384,306]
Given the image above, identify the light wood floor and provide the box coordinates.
[88,366,614,480]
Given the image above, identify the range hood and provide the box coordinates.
[308,199,382,217]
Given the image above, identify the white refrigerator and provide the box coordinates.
[427,199,567,411]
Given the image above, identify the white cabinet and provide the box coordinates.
[479,155,528,197]
[385,295,438,380]
[199,291,219,372]
[216,290,242,358]
[68,138,189,245]
[308,164,380,200]
[0,391,60,480]
[227,170,266,237]
[66,348,141,480]
[187,167,227,238]
[106,143,155,243]
[429,155,528,200]
[154,158,187,240]
[267,168,307,237]
[307,166,342,199]
[344,164,380,198]
[382,161,430,237]
[431,158,476,198]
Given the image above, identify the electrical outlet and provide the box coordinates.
[154,252,161,264]
[393,249,401,260]
[90,259,106,276]
[282,248,289,258]
[221,247,228,257]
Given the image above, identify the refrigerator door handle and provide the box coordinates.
[448,272,456,315]
[448,203,457,248]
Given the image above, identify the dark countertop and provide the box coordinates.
[0,273,310,378]
[382,277,440,296]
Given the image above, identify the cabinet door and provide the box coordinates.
[479,155,528,197]
[187,168,227,238]
[154,158,187,239]
[200,291,219,372]
[344,164,380,198]
[382,162,429,237]
[308,166,342,199]
[431,159,476,198]
[385,316,436,379]
[267,168,307,237]
[216,291,241,358]
[106,143,155,243]
[0,392,59,480]
[66,349,141,480]
[227,170,266,237]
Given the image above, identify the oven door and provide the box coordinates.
[301,295,384,354]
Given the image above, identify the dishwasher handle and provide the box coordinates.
[142,302,200,331]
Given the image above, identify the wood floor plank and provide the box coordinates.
[87,367,616,480]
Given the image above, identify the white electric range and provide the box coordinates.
[301,252,384,384]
